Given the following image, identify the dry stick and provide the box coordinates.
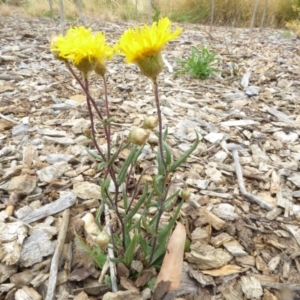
[0,113,20,124]
[209,0,215,34]
[260,281,300,291]
[230,148,274,211]
[76,0,84,24]
[148,0,152,24]
[250,0,260,33]
[260,0,268,30]
[58,0,65,35]
[48,0,54,19]
[45,209,70,300]
[104,204,118,292]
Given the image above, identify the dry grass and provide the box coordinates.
[0,3,25,16]
[20,0,137,21]
[161,0,298,27]
[0,0,297,28]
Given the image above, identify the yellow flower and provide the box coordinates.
[51,26,114,75]
[117,18,182,80]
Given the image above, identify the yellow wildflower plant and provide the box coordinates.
[51,26,114,76]
[117,17,182,80]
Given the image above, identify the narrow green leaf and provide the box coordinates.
[132,145,144,164]
[109,257,124,264]
[152,175,164,197]
[156,146,165,176]
[163,141,172,166]
[86,147,104,161]
[139,236,151,261]
[126,183,148,221]
[163,190,180,211]
[100,178,111,207]
[169,132,199,172]
[117,145,137,185]
[75,232,107,269]
[124,233,139,266]
[162,128,168,141]
[98,161,107,171]
[95,205,103,230]
[142,215,157,236]
[122,188,128,211]
[149,201,183,266]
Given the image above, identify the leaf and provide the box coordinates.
[95,205,103,230]
[150,201,183,266]
[124,233,139,266]
[98,161,107,171]
[163,190,180,211]
[163,141,172,166]
[86,147,104,161]
[117,145,138,185]
[202,265,245,277]
[156,146,165,176]
[75,232,107,269]
[126,183,149,221]
[153,175,164,197]
[169,132,199,172]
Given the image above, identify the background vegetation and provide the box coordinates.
[0,0,299,28]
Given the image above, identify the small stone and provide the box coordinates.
[212,150,228,163]
[37,129,66,137]
[73,181,101,199]
[204,132,224,143]
[52,103,74,110]
[47,154,74,164]
[7,175,37,195]
[12,124,29,136]
[43,136,74,145]
[212,203,238,221]
[245,86,260,96]
[37,162,71,182]
[72,119,90,134]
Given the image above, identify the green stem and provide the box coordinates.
[84,78,106,162]
[103,76,111,161]
[153,80,167,174]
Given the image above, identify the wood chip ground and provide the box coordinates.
[1,14,300,300]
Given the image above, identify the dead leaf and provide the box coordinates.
[202,264,246,277]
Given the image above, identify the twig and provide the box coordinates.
[260,281,300,291]
[104,204,118,292]
[45,209,70,300]
[227,144,274,211]
[0,113,20,124]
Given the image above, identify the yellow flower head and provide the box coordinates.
[51,26,114,75]
[116,18,182,79]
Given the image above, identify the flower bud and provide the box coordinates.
[95,230,110,249]
[143,116,159,130]
[75,57,96,75]
[180,187,191,200]
[136,53,164,81]
[128,128,149,145]
[94,60,106,77]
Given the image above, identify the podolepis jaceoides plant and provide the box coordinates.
[51,18,199,281]
[176,45,219,79]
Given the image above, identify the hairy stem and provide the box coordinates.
[153,80,167,174]
[84,78,106,162]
